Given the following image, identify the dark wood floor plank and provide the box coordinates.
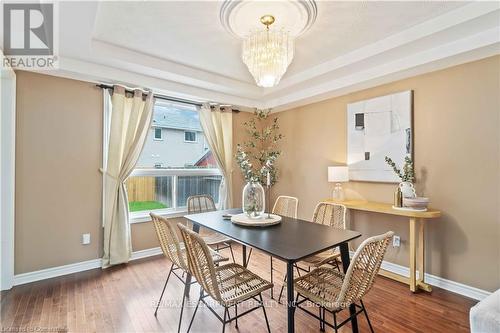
[1,245,476,333]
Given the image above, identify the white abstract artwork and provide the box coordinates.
[347,90,413,182]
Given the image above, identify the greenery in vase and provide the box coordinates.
[385,155,415,182]
[235,109,283,186]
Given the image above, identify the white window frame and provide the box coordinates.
[153,127,163,140]
[184,130,197,143]
[128,168,222,223]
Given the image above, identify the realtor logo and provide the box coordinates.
[2,2,58,69]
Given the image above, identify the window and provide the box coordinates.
[154,127,162,140]
[184,131,197,142]
[125,100,220,220]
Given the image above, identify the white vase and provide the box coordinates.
[242,181,265,219]
[399,181,416,199]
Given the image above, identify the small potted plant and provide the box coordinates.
[385,155,416,199]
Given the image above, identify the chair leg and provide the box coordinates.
[234,304,238,329]
[187,290,203,333]
[222,308,228,333]
[177,277,189,333]
[360,300,375,333]
[247,248,253,264]
[278,273,287,304]
[177,295,186,333]
[295,264,301,277]
[333,310,338,333]
[229,244,236,263]
[270,257,274,299]
[319,307,323,332]
[259,293,271,333]
[154,263,173,316]
[334,258,340,271]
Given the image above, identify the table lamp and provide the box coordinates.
[328,166,349,201]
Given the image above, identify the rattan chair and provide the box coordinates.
[294,231,394,333]
[301,202,347,267]
[267,196,298,298]
[187,195,235,262]
[278,202,347,303]
[177,223,273,333]
[150,213,228,333]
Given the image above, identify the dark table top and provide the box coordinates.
[185,209,362,262]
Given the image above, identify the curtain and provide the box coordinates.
[199,104,233,209]
[102,86,154,268]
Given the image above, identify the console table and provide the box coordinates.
[326,199,441,293]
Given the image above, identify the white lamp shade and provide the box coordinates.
[328,166,349,183]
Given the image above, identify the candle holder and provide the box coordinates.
[266,184,271,218]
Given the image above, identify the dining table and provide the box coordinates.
[184,208,362,333]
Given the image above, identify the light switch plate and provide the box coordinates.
[392,235,401,247]
[82,233,91,245]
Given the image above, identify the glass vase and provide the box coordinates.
[242,181,265,219]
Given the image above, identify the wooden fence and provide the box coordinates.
[126,177,156,202]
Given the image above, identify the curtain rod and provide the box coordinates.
[95,84,239,113]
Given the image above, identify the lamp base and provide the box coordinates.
[332,183,345,201]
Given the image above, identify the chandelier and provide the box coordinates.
[242,15,294,88]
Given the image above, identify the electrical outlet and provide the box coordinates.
[82,233,91,245]
[392,235,401,247]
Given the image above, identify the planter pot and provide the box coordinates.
[399,181,417,199]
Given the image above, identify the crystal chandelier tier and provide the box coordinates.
[242,15,294,88]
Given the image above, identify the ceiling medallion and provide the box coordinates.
[220,0,317,88]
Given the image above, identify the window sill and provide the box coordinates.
[129,209,188,224]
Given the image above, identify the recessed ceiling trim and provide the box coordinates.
[220,0,317,38]
[267,1,500,95]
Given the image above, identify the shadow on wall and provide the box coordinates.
[429,213,468,279]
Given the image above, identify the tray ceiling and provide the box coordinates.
[18,1,500,111]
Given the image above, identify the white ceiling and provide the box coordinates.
[18,1,500,111]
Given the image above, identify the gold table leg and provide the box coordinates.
[409,217,417,292]
[417,219,432,292]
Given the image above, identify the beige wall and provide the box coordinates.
[15,71,103,274]
[259,56,499,291]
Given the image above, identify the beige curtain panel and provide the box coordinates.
[102,86,154,268]
[199,104,233,209]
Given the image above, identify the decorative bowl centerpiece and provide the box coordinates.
[403,197,430,210]
[231,213,282,227]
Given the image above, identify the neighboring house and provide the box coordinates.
[137,103,210,168]
[194,150,216,167]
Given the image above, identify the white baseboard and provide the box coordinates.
[130,247,163,260]
[13,247,163,287]
[13,258,102,286]
[351,251,491,301]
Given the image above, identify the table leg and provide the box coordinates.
[417,219,432,292]
[409,218,417,292]
[286,260,295,333]
[184,223,200,297]
[242,245,247,268]
[340,243,359,333]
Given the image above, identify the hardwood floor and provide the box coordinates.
[1,246,476,333]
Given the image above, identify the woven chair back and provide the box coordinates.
[337,231,394,307]
[150,213,187,270]
[187,195,217,214]
[177,223,222,302]
[312,202,347,229]
[272,195,299,219]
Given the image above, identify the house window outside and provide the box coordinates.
[154,128,162,140]
[125,100,220,219]
[184,131,197,142]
